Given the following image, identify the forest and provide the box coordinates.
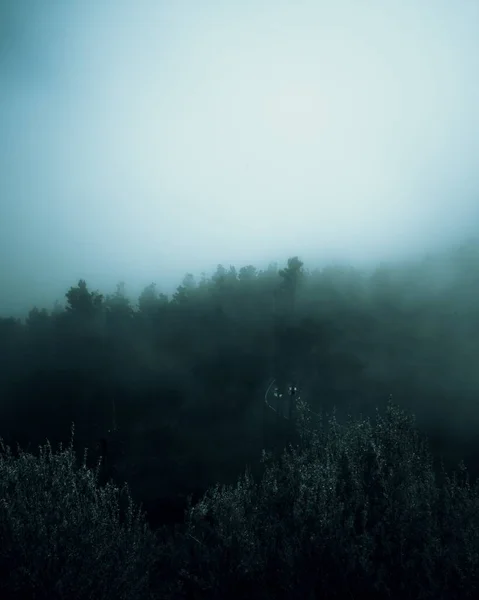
[1,238,479,599]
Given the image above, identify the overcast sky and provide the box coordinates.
[1,0,479,317]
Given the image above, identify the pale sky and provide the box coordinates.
[1,0,479,316]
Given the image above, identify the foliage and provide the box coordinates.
[0,425,158,600]
[2,240,479,595]
[177,400,479,599]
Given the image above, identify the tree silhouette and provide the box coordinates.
[65,279,104,315]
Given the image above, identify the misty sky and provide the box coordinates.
[1,0,479,317]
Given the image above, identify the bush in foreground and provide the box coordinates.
[178,400,479,599]
[0,425,158,600]
[3,402,479,600]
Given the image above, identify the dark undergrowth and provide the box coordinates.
[2,400,479,600]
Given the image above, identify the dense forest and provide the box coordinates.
[1,238,479,599]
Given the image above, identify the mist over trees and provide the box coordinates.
[1,238,479,598]
[1,239,479,501]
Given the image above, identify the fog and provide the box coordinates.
[1,0,479,318]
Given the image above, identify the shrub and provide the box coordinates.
[180,400,479,599]
[0,424,159,600]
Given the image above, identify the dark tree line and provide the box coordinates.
[1,240,479,527]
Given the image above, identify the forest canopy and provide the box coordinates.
[1,238,479,526]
